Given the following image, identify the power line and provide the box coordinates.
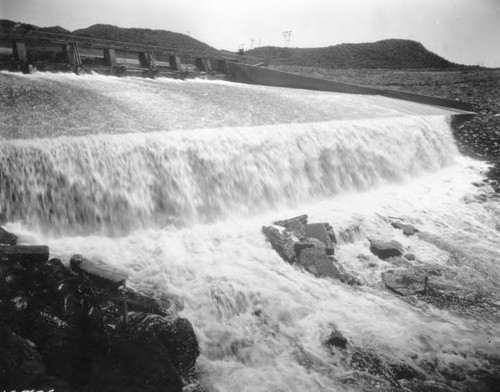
[282,30,292,47]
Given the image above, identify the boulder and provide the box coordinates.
[386,256,412,268]
[154,317,200,378]
[262,225,298,264]
[382,268,428,296]
[390,221,419,236]
[369,239,404,260]
[274,214,308,239]
[0,327,46,388]
[296,238,360,285]
[304,223,336,255]
[0,227,17,245]
[0,245,49,265]
[325,329,348,350]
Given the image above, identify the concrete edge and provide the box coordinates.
[226,62,475,114]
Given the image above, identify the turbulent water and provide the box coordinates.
[2,72,500,391]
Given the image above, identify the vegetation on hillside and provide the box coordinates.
[73,24,216,53]
[247,39,461,69]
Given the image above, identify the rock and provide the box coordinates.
[391,221,419,236]
[304,223,336,255]
[417,282,500,317]
[70,254,127,289]
[382,268,428,296]
[119,287,165,316]
[90,326,184,392]
[0,327,46,388]
[0,227,17,245]
[386,256,412,267]
[325,329,348,350]
[404,253,416,261]
[274,214,308,228]
[262,225,298,264]
[369,239,404,260]
[274,214,308,239]
[155,317,200,378]
[296,238,360,285]
[0,245,49,265]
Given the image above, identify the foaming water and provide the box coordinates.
[0,116,456,234]
[2,73,499,391]
[10,157,498,392]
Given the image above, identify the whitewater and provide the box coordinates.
[1,72,500,391]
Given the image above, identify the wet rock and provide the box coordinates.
[387,256,412,267]
[404,253,416,261]
[90,326,184,392]
[296,238,359,285]
[382,268,428,296]
[70,254,127,289]
[0,245,49,265]
[0,326,46,388]
[0,227,17,245]
[417,282,500,317]
[391,221,419,236]
[304,222,336,255]
[155,317,200,378]
[262,225,298,264]
[325,329,348,350]
[369,239,404,260]
[274,214,308,239]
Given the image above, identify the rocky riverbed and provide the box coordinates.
[262,214,500,391]
[0,227,200,391]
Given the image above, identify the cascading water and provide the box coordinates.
[2,72,500,391]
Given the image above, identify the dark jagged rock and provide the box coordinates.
[325,329,348,350]
[369,239,404,260]
[0,227,17,245]
[0,245,49,265]
[273,214,308,239]
[391,221,419,236]
[404,253,416,261]
[153,317,200,378]
[264,217,360,285]
[386,256,412,267]
[382,268,428,296]
[296,238,360,285]
[304,222,336,255]
[262,225,297,264]
[1,246,200,391]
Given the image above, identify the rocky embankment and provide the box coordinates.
[0,227,199,391]
[263,215,500,391]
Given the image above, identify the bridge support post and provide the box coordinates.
[63,43,82,74]
[169,55,182,71]
[138,51,157,70]
[195,57,212,73]
[104,48,117,67]
[12,40,32,73]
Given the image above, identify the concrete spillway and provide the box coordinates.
[1,72,499,391]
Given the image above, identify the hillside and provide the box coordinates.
[0,19,71,35]
[246,39,460,69]
[73,24,217,53]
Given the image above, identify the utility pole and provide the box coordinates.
[282,30,292,47]
[250,38,255,50]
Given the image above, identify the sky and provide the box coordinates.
[2,0,500,67]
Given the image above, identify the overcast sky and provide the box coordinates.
[3,0,500,67]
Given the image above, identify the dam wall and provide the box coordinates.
[225,62,475,113]
[0,28,475,115]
